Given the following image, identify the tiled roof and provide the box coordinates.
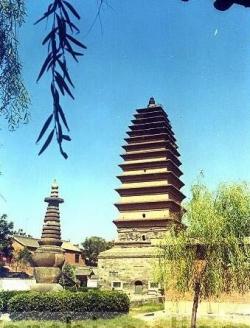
[75,266,95,276]
[62,241,82,252]
[13,235,39,248]
[13,235,82,253]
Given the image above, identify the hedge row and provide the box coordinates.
[8,290,130,320]
[64,286,89,292]
[0,291,29,313]
[0,288,98,313]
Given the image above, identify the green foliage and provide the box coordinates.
[158,181,250,328]
[59,263,78,288]
[215,183,250,237]
[16,247,32,264]
[130,302,164,314]
[156,317,250,328]
[0,0,30,130]
[0,297,3,312]
[0,290,28,313]
[160,181,250,299]
[64,286,89,292]
[35,0,86,158]
[8,290,130,320]
[0,214,14,259]
[0,317,250,328]
[12,246,33,271]
[0,315,149,328]
[82,236,114,267]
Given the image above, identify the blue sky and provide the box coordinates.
[1,0,250,243]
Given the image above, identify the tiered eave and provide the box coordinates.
[114,98,185,237]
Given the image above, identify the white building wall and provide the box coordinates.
[0,278,36,291]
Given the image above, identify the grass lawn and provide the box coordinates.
[0,315,149,328]
[153,318,250,328]
[1,316,250,328]
[130,302,164,314]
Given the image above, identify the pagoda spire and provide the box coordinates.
[39,179,64,247]
[148,96,156,107]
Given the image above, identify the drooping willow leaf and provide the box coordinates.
[35,0,86,158]
[0,0,30,130]
[36,114,53,144]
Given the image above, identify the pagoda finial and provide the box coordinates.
[52,179,57,187]
[49,179,60,198]
[148,97,156,107]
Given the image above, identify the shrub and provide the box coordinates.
[64,286,89,292]
[0,297,3,312]
[0,290,28,313]
[8,290,130,320]
[59,264,78,288]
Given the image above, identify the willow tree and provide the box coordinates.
[0,0,30,130]
[159,181,250,328]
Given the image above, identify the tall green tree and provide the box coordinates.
[159,181,250,328]
[0,214,14,259]
[82,236,113,267]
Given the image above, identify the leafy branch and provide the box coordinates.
[0,0,30,130]
[35,0,86,159]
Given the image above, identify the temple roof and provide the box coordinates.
[13,235,82,253]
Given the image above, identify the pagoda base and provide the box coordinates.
[31,282,63,292]
[98,244,163,300]
[32,245,65,268]
[33,267,62,284]
[32,245,65,284]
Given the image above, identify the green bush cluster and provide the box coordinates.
[8,290,130,320]
[0,290,28,313]
[64,286,89,292]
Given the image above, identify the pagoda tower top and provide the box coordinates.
[148,97,156,107]
[39,180,64,247]
[44,179,64,203]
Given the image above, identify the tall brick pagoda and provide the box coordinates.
[98,98,185,297]
[114,97,184,244]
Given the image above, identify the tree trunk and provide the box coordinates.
[191,281,201,328]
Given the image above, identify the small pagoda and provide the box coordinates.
[98,98,185,296]
[32,180,65,290]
